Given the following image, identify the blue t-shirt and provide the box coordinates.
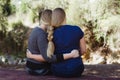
[51,25,84,75]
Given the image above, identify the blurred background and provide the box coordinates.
[0,0,120,65]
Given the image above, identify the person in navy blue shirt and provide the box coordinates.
[51,25,85,77]
[50,8,86,77]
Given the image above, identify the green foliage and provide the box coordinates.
[10,4,16,14]
[0,0,8,41]
[0,0,13,16]
[29,6,42,23]
[0,15,8,39]
[5,21,29,53]
[0,0,120,64]
[19,0,31,13]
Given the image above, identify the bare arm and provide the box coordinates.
[80,37,86,55]
[27,49,79,62]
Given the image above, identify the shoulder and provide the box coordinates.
[72,25,83,31]
[55,25,83,32]
[70,25,84,38]
[33,27,46,34]
[30,27,47,38]
[70,25,81,29]
[62,25,80,28]
[32,27,43,33]
[65,25,83,31]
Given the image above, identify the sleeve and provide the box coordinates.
[76,26,84,39]
[37,32,64,63]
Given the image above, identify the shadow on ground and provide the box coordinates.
[0,64,120,80]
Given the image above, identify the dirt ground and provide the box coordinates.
[0,64,120,80]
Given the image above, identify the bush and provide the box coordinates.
[1,0,120,64]
[2,21,29,56]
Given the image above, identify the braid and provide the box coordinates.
[47,26,55,58]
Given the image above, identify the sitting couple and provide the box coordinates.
[26,8,86,77]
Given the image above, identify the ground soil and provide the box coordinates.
[0,64,120,80]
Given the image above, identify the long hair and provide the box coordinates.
[38,9,54,58]
[47,26,55,58]
[39,9,52,26]
[52,8,66,27]
[47,8,66,58]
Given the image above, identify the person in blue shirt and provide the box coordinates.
[51,8,86,77]
[27,8,86,77]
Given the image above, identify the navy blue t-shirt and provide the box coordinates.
[51,25,84,76]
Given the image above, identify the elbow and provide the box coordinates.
[44,57,55,63]
[44,57,51,63]
[81,49,86,54]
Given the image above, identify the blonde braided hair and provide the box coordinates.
[39,9,54,58]
[46,8,66,58]
[47,26,55,58]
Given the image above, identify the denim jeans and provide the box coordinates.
[51,57,84,77]
[26,67,50,76]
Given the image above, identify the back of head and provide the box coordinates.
[52,8,66,27]
[39,9,52,26]
[47,8,66,58]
